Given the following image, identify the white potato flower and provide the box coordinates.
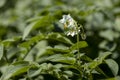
[59,14,80,37]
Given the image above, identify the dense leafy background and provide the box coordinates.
[0,0,120,80]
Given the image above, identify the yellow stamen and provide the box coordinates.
[64,23,67,29]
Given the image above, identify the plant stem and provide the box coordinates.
[75,21,80,60]
[77,28,80,54]
[75,21,83,78]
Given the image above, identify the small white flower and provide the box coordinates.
[59,14,72,23]
[59,14,75,29]
[59,14,80,37]
[66,30,80,37]
[67,31,76,37]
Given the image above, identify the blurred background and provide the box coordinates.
[0,0,120,75]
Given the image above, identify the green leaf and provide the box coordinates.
[95,67,108,78]
[38,54,76,64]
[49,54,75,64]
[105,59,119,76]
[0,0,6,7]
[115,17,120,32]
[22,22,36,40]
[0,43,4,60]
[99,30,119,41]
[2,36,21,47]
[81,54,93,62]
[19,34,45,50]
[0,61,31,80]
[70,41,88,51]
[63,71,73,77]
[47,48,70,54]
[99,40,117,51]
[84,52,111,70]
[100,76,120,80]
[26,17,42,23]
[22,15,54,40]
[46,33,73,45]
[28,68,42,78]
[81,55,108,77]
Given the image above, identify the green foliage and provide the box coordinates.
[0,43,4,60]
[0,0,120,80]
[23,15,54,40]
[105,59,119,76]
[84,52,112,70]
[0,61,31,80]
[70,41,88,51]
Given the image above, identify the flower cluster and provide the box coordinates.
[59,14,80,37]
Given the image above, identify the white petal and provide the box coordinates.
[63,14,72,21]
[71,33,74,37]
[67,14,72,19]
[59,19,65,23]
[63,15,68,20]
[66,32,70,36]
